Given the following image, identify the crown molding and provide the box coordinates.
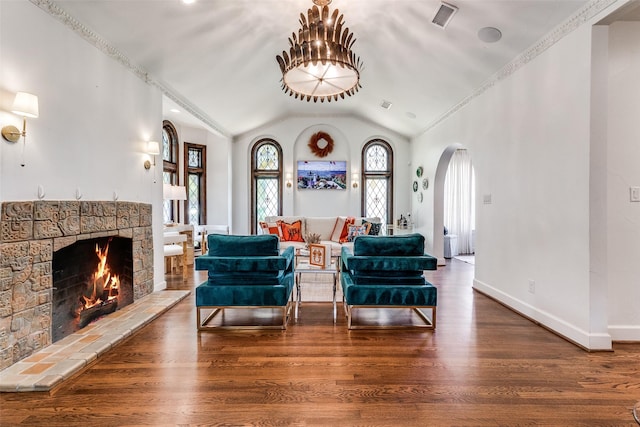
[417,0,620,136]
[30,0,231,138]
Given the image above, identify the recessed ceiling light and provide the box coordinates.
[182,0,196,4]
[381,100,392,110]
[170,108,180,113]
[405,112,416,119]
[478,27,502,43]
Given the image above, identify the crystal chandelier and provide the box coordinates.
[276,0,363,103]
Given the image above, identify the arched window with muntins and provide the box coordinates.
[361,139,394,233]
[162,120,179,223]
[251,139,283,234]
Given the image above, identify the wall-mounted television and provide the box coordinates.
[297,160,347,190]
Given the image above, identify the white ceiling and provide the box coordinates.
[53,0,598,138]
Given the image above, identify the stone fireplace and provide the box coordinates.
[0,201,154,371]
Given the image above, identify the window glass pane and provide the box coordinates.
[256,178,279,227]
[188,173,200,225]
[257,145,279,170]
[162,172,171,224]
[162,128,171,161]
[365,145,388,171]
[188,147,201,168]
[365,178,388,229]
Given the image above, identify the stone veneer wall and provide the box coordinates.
[0,201,154,371]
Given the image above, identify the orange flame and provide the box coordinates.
[79,242,120,312]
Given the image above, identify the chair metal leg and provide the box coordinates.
[197,304,292,330]
[346,305,436,330]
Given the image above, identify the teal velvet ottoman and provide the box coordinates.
[340,234,437,329]
[195,234,295,330]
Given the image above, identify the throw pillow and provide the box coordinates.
[279,220,304,242]
[330,216,355,243]
[362,220,382,236]
[259,221,282,239]
[339,217,355,243]
[346,224,370,242]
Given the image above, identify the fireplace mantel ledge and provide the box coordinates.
[0,290,190,392]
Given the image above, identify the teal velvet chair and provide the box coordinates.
[194,234,295,330]
[340,233,438,329]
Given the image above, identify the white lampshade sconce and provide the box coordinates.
[144,140,161,183]
[352,173,359,189]
[144,140,160,170]
[2,92,39,167]
[285,172,293,188]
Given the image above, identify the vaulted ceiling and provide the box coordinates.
[53,0,596,138]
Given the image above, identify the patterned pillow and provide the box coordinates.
[347,224,370,242]
[279,220,304,242]
[362,220,381,236]
[330,216,355,243]
[259,221,282,239]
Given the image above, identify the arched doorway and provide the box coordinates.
[433,144,476,264]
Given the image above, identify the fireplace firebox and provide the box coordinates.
[52,237,134,342]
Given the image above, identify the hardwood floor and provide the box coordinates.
[2,259,639,426]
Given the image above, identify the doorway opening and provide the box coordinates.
[434,145,476,265]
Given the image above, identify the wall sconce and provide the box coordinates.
[2,92,39,144]
[352,173,359,189]
[285,172,293,188]
[143,140,160,170]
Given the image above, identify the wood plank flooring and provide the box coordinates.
[2,259,639,426]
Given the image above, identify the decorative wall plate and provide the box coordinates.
[422,178,429,190]
[418,192,423,203]
[416,166,423,177]
[412,181,418,192]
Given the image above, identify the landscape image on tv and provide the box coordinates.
[297,160,347,190]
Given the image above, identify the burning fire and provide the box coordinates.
[78,241,120,313]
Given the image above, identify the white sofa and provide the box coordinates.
[263,216,381,257]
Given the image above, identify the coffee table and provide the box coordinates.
[295,259,339,323]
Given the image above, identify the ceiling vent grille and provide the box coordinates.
[432,2,458,29]
[381,100,393,110]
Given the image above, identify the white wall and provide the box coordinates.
[0,2,165,290]
[232,117,411,234]
[411,17,615,348]
[606,21,640,340]
[169,123,232,229]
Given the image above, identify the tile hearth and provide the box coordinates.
[0,290,189,392]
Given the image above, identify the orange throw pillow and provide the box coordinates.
[331,216,355,243]
[339,217,355,243]
[279,220,304,242]
[259,221,282,239]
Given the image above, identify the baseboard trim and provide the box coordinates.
[473,278,613,351]
[608,325,640,342]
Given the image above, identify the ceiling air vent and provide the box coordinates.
[432,2,458,29]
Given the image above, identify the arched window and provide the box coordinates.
[162,120,179,223]
[251,139,283,234]
[361,139,394,233]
